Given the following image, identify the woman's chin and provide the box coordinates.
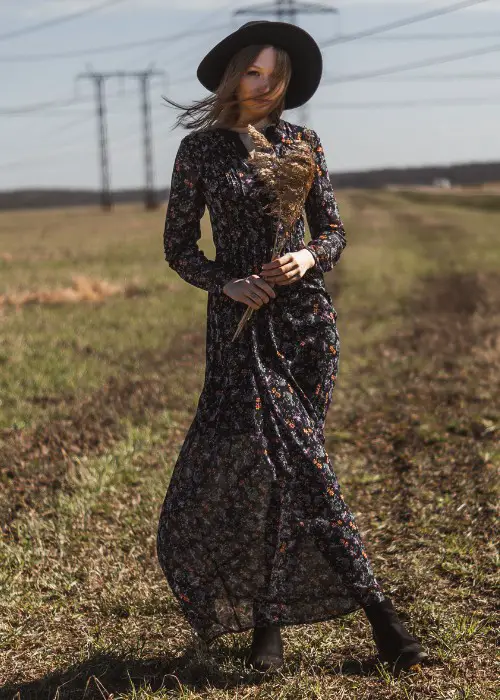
[251,106,273,118]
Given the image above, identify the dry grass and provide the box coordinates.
[0,274,150,309]
[0,192,498,699]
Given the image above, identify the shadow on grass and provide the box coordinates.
[0,646,390,699]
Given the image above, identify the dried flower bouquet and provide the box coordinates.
[231,124,316,342]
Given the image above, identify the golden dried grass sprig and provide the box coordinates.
[231,124,316,342]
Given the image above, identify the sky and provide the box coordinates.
[1,0,500,190]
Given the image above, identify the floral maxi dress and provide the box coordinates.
[157,118,385,644]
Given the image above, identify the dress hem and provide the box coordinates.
[192,601,374,647]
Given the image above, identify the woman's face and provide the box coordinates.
[236,46,286,119]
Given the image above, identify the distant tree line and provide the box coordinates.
[330,161,500,189]
[0,161,499,211]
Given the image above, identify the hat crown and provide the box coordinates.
[239,21,271,30]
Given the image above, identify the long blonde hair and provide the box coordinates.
[163,44,293,132]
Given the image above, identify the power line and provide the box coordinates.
[120,13,230,72]
[320,0,490,48]
[322,41,500,84]
[0,115,181,173]
[0,97,85,116]
[171,67,500,89]
[323,72,500,82]
[352,32,500,42]
[315,96,500,109]
[0,101,153,172]
[0,92,136,117]
[150,96,500,111]
[2,109,95,118]
[0,1,489,59]
[0,139,95,171]
[0,94,141,177]
[0,119,100,171]
[0,22,230,63]
[0,84,138,117]
[0,0,128,43]
[168,66,500,89]
[4,27,498,64]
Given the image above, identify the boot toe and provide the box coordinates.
[247,652,284,672]
[387,646,429,674]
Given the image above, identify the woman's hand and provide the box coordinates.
[259,249,315,286]
[223,275,277,310]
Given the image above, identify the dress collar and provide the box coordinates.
[264,118,287,141]
[204,118,288,158]
[210,117,287,144]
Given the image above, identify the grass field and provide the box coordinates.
[0,190,498,699]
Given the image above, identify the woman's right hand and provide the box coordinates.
[223,274,276,310]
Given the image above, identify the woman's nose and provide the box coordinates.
[260,77,270,92]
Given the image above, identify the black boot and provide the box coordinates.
[363,597,429,674]
[246,624,284,672]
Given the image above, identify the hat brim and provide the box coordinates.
[196,21,322,110]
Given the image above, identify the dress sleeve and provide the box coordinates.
[303,129,347,273]
[163,134,234,294]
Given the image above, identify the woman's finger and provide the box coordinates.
[261,261,298,281]
[247,288,269,305]
[278,270,302,286]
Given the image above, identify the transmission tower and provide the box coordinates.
[76,71,111,210]
[77,66,164,210]
[234,0,339,125]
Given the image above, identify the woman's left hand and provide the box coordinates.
[259,249,316,286]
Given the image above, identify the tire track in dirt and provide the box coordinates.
[330,267,499,608]
[380,203,498,539]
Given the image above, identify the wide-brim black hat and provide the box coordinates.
[197,20,322,110]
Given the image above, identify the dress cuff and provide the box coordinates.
[304,244,320,271]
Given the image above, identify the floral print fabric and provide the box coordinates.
[157,118,385,644]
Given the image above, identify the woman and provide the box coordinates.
[157,20,429,675]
